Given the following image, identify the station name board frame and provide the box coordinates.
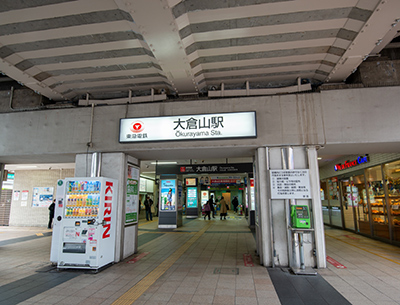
[119,111,257,143]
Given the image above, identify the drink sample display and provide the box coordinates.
[65,180,101,218]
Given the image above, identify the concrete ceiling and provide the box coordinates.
[1,0,400,102]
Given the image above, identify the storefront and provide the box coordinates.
[320,154,400,245]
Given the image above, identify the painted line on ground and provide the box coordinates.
[112,222,213,305]
[138,219,157,227]
[127,252,150,264]
[326,256,346,269]
[325,233,400,266]
[343,234,359,240]
[243,253,254,267]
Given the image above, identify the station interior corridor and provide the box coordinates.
[1,212,400,305]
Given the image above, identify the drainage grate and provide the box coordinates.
[213,268,239,275]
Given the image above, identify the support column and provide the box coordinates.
[75,152,139,262]
[307,146,326,268]
[255,146,326,269]
[0,164,4,209]
[255,147,272,266]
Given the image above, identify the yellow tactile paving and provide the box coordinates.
[112,222,213,305]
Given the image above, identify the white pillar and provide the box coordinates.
[307,146,326,268]
[256,147,272,266]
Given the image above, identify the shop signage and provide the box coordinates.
[119,111,256,143]
[156,163,253,175]
[210,178,241,185]
[102,181,114,239]
[334,155,369,171]
[270,170,311,199]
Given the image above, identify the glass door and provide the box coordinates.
[340,179,357,231]
[353,174,369,235]
[328,177,342,227]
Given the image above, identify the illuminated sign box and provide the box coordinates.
[334,155,369,171]
[185,178,197,186]
[119,111,256,143]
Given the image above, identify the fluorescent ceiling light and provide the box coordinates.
[15,165,38,169]
[150,161,177,164]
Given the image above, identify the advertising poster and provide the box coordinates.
[126,165,139,224]
[32,187,54,207]
[21,190,29,201]
[201,190,209,206]
[177,180,183,210]
[187,187,198,208]
[13,190,20,201]
[161,180,176,211]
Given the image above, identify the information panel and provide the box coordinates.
[187,187,198,208]
[125,164,139,224]
[270,170,311,199]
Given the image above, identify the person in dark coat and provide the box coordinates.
[48,199,56,229]
[144,195,153,221]
[232,196,239,213]
[219,196,227,220]
[209,195,215,218]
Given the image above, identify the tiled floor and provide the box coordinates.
[0,214,400,304]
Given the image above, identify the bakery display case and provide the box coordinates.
[366,166,390,240]
[383,160,400,242]
[322,157,400,245]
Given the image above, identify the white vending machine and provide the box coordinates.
[50,177,118,271]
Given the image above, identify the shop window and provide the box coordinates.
[366,165,390,239]
[383,160,400,242]
[320,180,330,225]
[327,177,342,227]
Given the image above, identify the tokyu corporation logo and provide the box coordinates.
[130,121,144,133]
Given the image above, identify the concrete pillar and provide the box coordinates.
[255,146,325,268]
[307,146,326,268]
[0,163,4,207]
[255,147,272,266]
[75,152,139,262]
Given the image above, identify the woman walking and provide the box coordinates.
[203,200,211,220]
[219,196,227,220]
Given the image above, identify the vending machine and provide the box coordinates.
[50,177,118,271]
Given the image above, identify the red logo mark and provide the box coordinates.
[180,167,186,172]
[130,121,144,133]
